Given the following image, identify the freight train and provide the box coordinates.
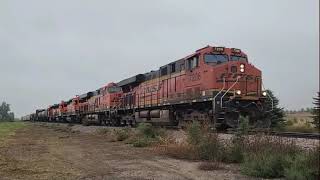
[22,46,272,129]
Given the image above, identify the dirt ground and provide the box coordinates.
[0,123,254,180]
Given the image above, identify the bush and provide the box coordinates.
[137,123,157,138]
[226,140,245,163]
[186,121,203,146]
[284,148,320,180]
[237,115,250,135]
[131,123,166,147]
[241,149,287,178]
[240,135,302,178]
[133,137,151,147]
[115,129,129,141]
[197,133,224,161]
[224,116,249,163]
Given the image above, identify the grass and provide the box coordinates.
[198,161,222,171]
[131,123,166,147]
[284,124,318,133]
[157,142,197,160]
[132,137,152,147]
[115,128,130,141]
[96,128,110,135]
[0,121,26,140]
[155,121,226,161]
[284,112,318,133]
[284,147,320,180]
[153,120,319,179]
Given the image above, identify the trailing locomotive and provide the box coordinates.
[23,46,271,129]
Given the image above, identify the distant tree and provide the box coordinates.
[306,107,312,113]
[260,90,285,128]
[0,102,14,121]
[9,112,14,120]
[311,92,320,129]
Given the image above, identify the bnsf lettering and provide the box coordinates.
[188,72,201,81]
[145,83,162,93]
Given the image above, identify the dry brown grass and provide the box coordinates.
[284,112,317,133]
[198,161,223,171]
[157,142,198,160]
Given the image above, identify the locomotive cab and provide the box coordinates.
[184,46,267,128]
[100,83,123,109]
[191,46,264,99]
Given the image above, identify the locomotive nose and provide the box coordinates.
[227,61,262,97]
[229,62,246,75]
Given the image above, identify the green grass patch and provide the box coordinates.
[130,123,166,147]
[0,122,26,140]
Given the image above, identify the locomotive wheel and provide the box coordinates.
[241,107,271,129]
[82,118,89,126]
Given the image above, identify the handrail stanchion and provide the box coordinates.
[212,77,226,130]
[220,76,240,108]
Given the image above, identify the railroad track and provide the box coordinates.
[225,129,320,139]
[268,131,320,139]
[31,121,320,139]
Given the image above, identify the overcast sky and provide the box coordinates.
[0,0,319,117]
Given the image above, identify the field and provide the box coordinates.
[0,122,249,180]
[0,122,26,140]
[284,112,317,133]
[0,121,318,180]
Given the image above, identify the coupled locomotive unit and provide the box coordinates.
[23,46,271,129]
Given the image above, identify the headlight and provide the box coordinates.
[262,91,267,96]
[236,90,241,95]
[240,64,245,72]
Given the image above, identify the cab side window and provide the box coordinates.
[187,56,199,70]
[160,66,168,76]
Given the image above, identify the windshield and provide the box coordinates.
[107,86,122,93]
[204,54,228,64]
[230,55,247,61]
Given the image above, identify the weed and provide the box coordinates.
[158,142,197,160]
[132,123,166,147]
[226,139,245,163]
[137,123,157,138]
[96,128,110,135]
[197,133,224,161]
[198,161,222,171]
[240,135,301,178]
[241,149,286,178]
[115,129,130,141]
[237,115,250,135]
[132,137,151,147]
[284,147,320,180]
[186,121,203,146]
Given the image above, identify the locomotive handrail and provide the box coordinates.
[212,77,226,113]
[220,76,240,108]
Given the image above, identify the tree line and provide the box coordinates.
[0,102,15,121]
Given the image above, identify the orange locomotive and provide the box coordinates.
[29,46,270,128]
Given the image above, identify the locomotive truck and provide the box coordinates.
[22,45,272,129]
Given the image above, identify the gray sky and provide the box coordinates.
[0,0,319,117]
